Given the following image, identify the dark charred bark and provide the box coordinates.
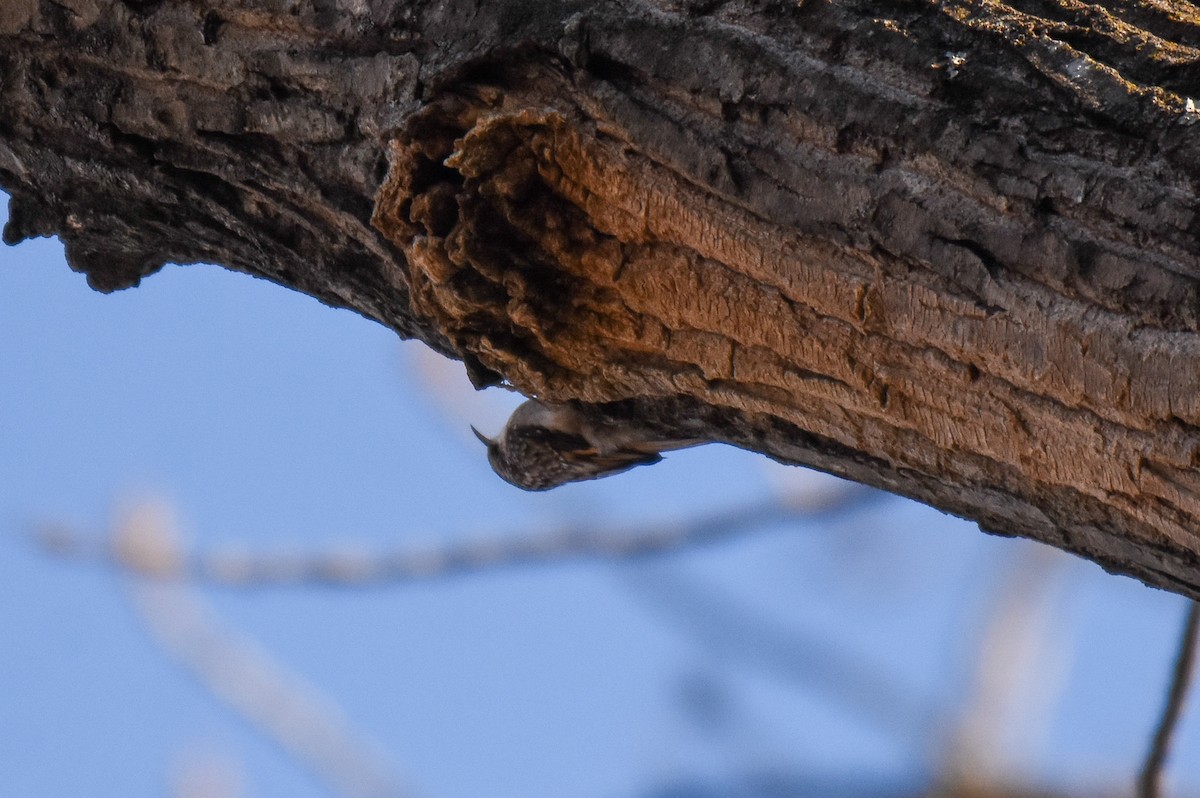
[5,0,1200,596]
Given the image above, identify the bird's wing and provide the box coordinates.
[565,448,663,469]
[525,427,663,471]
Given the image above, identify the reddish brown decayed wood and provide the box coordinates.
[373,89,1200,569]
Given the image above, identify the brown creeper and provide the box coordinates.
[472,399,704,491]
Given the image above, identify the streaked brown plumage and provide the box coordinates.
[472,400,704,491]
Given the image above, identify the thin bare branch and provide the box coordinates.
[623,565,943,762]
[116,504,415,798]
[31,487,880,588]
[169,746,246,798]
[1139,601,1200,798]
[941,545,1073,789]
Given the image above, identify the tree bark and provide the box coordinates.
[5,0,1200,595]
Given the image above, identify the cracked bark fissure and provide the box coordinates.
[5,0,1200,594]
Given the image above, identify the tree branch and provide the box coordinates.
[1139,601,1200,798]
[5,0,1200,595]
[31,487,878,586]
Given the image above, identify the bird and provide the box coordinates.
[472,399,705,491]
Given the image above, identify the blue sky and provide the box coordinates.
[1,190,1196,798]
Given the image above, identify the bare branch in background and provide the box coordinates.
[115,503,415,798]
[624,566,942,766]
[25,497,1200,798]
[939,545,1074,793]
[169,746,246,798]
[1138,602,1200,798]
[31,487,880,588]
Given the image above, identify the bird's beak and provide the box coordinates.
[471,426,495,447]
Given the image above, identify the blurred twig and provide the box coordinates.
[1138,601,1200,798]
[624,565,941,761]
[32,487,880,588]
[169,746,245,798]
[940,544,1072,791]
[115,503,415,798]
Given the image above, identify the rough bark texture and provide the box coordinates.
[5,0,1200,595]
